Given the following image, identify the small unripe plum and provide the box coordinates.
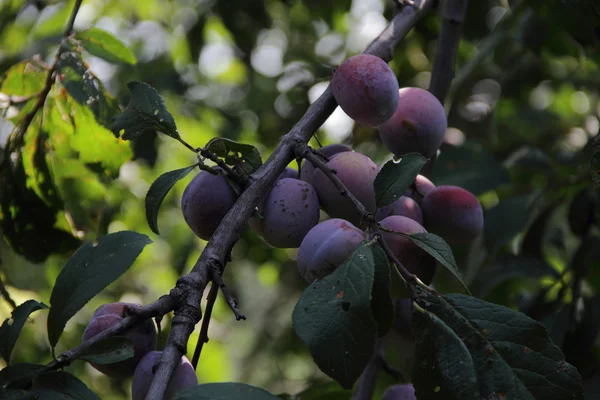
[403,174,435,204]
[297,218,365,282]
[393,298,413,338]
[380,216,437,285]
[332,54,400,126]
[131,351,198,400]
[382,383,416,400]
[82,302,157,378]
[313,152,379,226]
[375,196,423,224]
[301,144,353,186]
[379,87,447,157]
[181,169,237,241]
[278,167,298,180]
[254,178,320,248]
[421,185,483,244]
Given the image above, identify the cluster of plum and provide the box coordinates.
[82,302,198,399]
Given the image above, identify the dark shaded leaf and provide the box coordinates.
[276,382,352,399]
[292,241,377,389]
[431,145,510,196]
[31,371,99,400]
[592,150,600,190]
[0,363,46,389]
[0,300,48,365]
[111,81,179,141]
[205,138,262,175]
[484,193,540,249]
[47,231,152,348]
[374,153,427,208]
[371,244,394,337]
[413,288,584,400]
[173,382,279,399]
[76,336,134,364]
[145,164,197,235]
[408,233,467,293]
[75,28,136,65]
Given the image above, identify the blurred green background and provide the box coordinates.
[1,0,600,398]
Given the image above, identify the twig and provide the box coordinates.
[352,339,385,400]
[211,263,245,321]
[198,147,249,186]
[6,0,84,151]
[146,3,435,398]
[296,143,372,224]
[375,231,419,299]
[191,283,219,368]
[379,353,403,381]
[0,269,17,309]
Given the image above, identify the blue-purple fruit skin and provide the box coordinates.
[379,216,437,285]
[301,144,352,186]
[313,152,379,226]
[82,302,156,378]
[379,87,447,158]
[421,185,483,244]
[393,298,413,338]
[403,174,435,204]
[297,218,364,282]
[181,170,237,241]
[332,54,400,126]
[256,178,320,248]
[382,383,417,400]
[131,351,198,400]
[375,196,423,224]
[278,167,298,180]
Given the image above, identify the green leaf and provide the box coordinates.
[47,231,152,348]
[407,232,468,293]
[31,371,100,400]
[292,241,378,389]
[374,153,427,208]
[484,193,540,249]
[173,382,279,399]
[75,28,136,65]
[0,300,48,365]
[412,288,584,400]
[0,60,46,97]
[76,336,134,365]
[431,145,510,196]
[0,363,46,389]
[205,138,262,175]
[145,164,197,235]
[56,45,121,129]
[371,244,394,337]
[112,81,179,141]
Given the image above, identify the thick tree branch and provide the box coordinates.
[146,2,435,398]
[428,0,469,103]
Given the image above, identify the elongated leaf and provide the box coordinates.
[0,300,48,365]
[371,244,394,337]
[374,153,427,208]
[412,288,584,400]
[76,336,134,364]
[292,241,378,389]
[174,382,279,399]
[75,28,136,65]
[47,231,152,348]
[146,164,197,234]
[31,371,100,400]
[0,363,46,389]
[112,81,179,141]
[205,138,262,175]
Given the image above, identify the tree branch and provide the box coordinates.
[145,2,436,398]
[191,282,218,369]
[428,0,469,103]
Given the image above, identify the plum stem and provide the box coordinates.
[375,231,419,300]
[296,142,373,227]
[210,261,246,321]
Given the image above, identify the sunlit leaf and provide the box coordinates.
[75,28,136,65]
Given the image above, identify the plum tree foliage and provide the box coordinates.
[0,0,597,399]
